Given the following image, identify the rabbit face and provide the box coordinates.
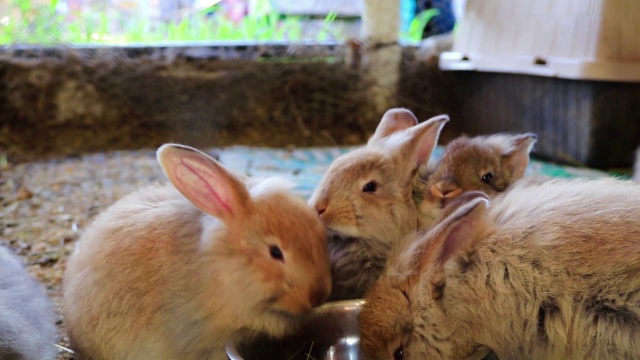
[417,133,536,227]
[310,110,449,243]
[309,148,416,242]
[241,193,331,317]
[359,275,413,360]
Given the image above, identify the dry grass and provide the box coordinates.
[0,48,377,163]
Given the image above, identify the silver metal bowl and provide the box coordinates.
[226,299,368,360]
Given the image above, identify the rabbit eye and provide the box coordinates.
[269,245,284,262]
[481,172,494,184]
[401,289,410,302]
[432,280,445,300]
[393,345,404,360]
[362,182,377,193]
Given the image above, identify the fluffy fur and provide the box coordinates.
[362,178,640,359]
[63,144,331,360]
[0,246,57,360]
[413,133,537,227]
[309,108,448,300]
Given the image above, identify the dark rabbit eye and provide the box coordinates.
[393,345,404,360]
[362,182,377,193]
[401,289,410,302]
[269,245,284,262]
[481,172,494,184]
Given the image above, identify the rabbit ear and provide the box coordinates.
[384,114,448,175]
[157,144,251,222]
[422,192,488,272]
[397,191,488,283]
[500,133,537,180]
[368,108,419,145]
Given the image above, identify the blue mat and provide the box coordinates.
[216,146,615,199]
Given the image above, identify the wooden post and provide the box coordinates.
[360,0,402,115]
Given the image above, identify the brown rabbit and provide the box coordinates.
[309,108,448,300]
[359,191,494,360]
[63,144,331,360]
[413,132,537,227]
[361,178,640,360]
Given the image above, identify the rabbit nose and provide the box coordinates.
[430,182,462,199]
[314,199,328,216]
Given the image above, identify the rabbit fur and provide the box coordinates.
[361,177,640,360]
[0,245,57,360]
[413,132,537,228]
[63,144,331,360]
[309,108,448,300]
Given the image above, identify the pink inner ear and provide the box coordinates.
[171,154,234,217]
[412,118,447,166]
[415,129,440,165]
[415,140,435,166]
[437,219,469,264]
[433,197,487,266]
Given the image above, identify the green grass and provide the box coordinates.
[402,8,441,43]
[0,0,310,44]
[0,0,440,45]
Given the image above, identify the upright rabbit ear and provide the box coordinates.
[367,108,419,145]
[157,144,251,222]
[383,114,449,176]
[500,133,537,180]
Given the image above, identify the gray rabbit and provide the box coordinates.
[0,245,57,360]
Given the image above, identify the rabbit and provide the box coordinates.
[0,245,57,360]
[308,108,448,300]
[63,143,332,360]
[361,177,640,360]
[413,132,538,227]
[359,191,495,360]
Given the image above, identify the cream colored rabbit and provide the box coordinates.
[413,132,537,227]
[309,108,448,300]
[361,178,640,360]
[0,246,57,360]
[63,144,331,360]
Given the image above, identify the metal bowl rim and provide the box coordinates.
[225,299,366,360]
